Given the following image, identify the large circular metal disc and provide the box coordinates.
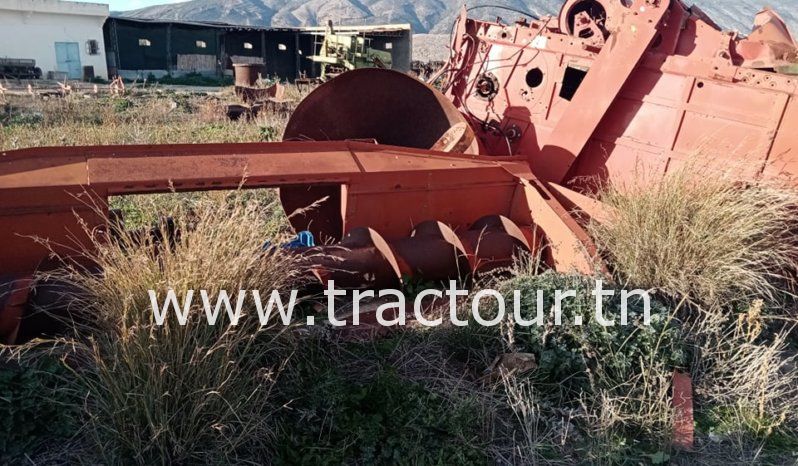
[284,68,470,148]
[280,68,473,242]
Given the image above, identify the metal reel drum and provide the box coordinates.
[281,68,476,243]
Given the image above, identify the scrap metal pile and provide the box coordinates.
[1,0,797,348]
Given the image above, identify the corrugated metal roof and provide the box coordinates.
[108,15,410,34]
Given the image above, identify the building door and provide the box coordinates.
[55,42,82,79]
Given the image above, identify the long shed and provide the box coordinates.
[103,17,412,81]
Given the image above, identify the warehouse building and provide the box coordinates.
[103,17,412,81]
[0,0,109,80]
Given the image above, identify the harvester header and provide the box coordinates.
[1,0,797,345]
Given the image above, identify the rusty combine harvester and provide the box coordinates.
[1,0,798,348]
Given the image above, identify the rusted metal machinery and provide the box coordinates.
[0,58,42,80]
[308,20,393,81]
[441,1,798,185]
[1,0,798,349]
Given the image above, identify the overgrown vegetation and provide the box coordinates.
[0,344,83,459]
[438,271,684,463]
[54,191,301,463]
[273,336,488,465]
[587,172,798,462]
[2,91,798,463]
[0,88,300,149]
[589,171,798,306]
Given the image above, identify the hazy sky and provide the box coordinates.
[75,0,187,12]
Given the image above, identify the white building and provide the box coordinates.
[0,0,109,80]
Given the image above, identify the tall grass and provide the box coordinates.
[45,191,301,463]
[586,170,798,461]
[589,171,798,306]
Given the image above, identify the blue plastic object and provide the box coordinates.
[262,230,315,251]
[283,230,316,249]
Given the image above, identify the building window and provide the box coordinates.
[385,42,393,50]
[278,43,287,51]
[138,38,151,47]
[196,40,207,48]
[243,42,253,49]
[86,39,100,55]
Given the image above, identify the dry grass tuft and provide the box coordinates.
[691,301,798,442]
[589,171,798,305]
[43,190,301,463]
[499,371,573,464]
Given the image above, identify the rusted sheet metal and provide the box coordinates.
[0,140,522,273]
[532,0,669,183]
[284,68,475,151]
[738,8,798,71]
[0,139,596,341]
[672,371,695,450]
[1,140,501,194]
[501,161,602,276]
[0,147,593,342]
[302,215,537,289]
[0,277,33,345]
[282,68,479,242]
[235,82,285,104]
[1,141,357,191]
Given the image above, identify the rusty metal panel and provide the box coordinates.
[764,97,798,179]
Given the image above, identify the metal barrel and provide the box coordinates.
[233,63,265,87]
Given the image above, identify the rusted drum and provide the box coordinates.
[281,68,475,243]
[233,63,265,87]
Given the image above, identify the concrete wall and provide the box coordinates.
[0,0,109,79]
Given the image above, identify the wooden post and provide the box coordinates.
[261,30,267,71]
[165,23,172,74]
[294,31,300,81]
[217,29,225,77]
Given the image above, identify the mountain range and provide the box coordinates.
[120,0,798,61]
[120,0,798,36]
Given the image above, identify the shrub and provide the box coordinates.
[0,343,82,460]
[500,273,685,391]
[4,111,44,127]
[442,269,687,459]
[274,337,487,465]
[112,97,133,113]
